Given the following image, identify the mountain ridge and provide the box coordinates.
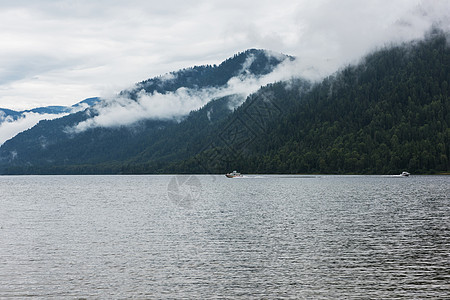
[0,97,101,117]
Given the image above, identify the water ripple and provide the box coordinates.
[0,175,448,298]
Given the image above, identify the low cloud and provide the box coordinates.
[287,0,450,79]
[0,112,68,145]
[70,79,256,132]
[71,53,300,132]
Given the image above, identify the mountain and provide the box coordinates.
[127,49,293,96]
[0,98,101,146]
[0,49,293,173]
[180,30,449,175]
[0,32,449,175]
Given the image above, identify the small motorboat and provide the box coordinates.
[226,170,243,178]
[400,171,410,177]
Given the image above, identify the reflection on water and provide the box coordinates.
[0,175,448,298]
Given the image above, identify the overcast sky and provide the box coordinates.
[0,0,448,110]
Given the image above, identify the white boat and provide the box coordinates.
[400,171,410,177]
[226,170,242,178]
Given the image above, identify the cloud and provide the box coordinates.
[0,112,69,145]
[281,0,450,79]
[72,88,214,131]
[0,0,448,111]
[70,52,301,131]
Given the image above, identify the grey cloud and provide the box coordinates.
[0,0,447,111]
[0,112,68,145]
[287,0,449,78]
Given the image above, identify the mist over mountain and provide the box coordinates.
[0,98,99,145]
[1,97,100,120]
[0,30,448,175]
[0,49,294,172]
[71,49,294,132]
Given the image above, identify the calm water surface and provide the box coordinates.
[0,175,448,299]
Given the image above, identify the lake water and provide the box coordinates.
[0,175,448,299]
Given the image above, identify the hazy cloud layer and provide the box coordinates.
[71,55,299,131]
[1,0,448,111]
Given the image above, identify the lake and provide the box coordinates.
[0,175,449,299]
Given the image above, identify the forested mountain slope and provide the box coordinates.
[126,30,449,175]
[190,31,449,175]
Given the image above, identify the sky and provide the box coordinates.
[0,0,449,111]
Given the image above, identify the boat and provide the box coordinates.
[400,171,410,177]
[226,170,243,178]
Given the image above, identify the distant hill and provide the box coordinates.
[0,97,100,122]
[0,98,101,146]
[0,108,22,121]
